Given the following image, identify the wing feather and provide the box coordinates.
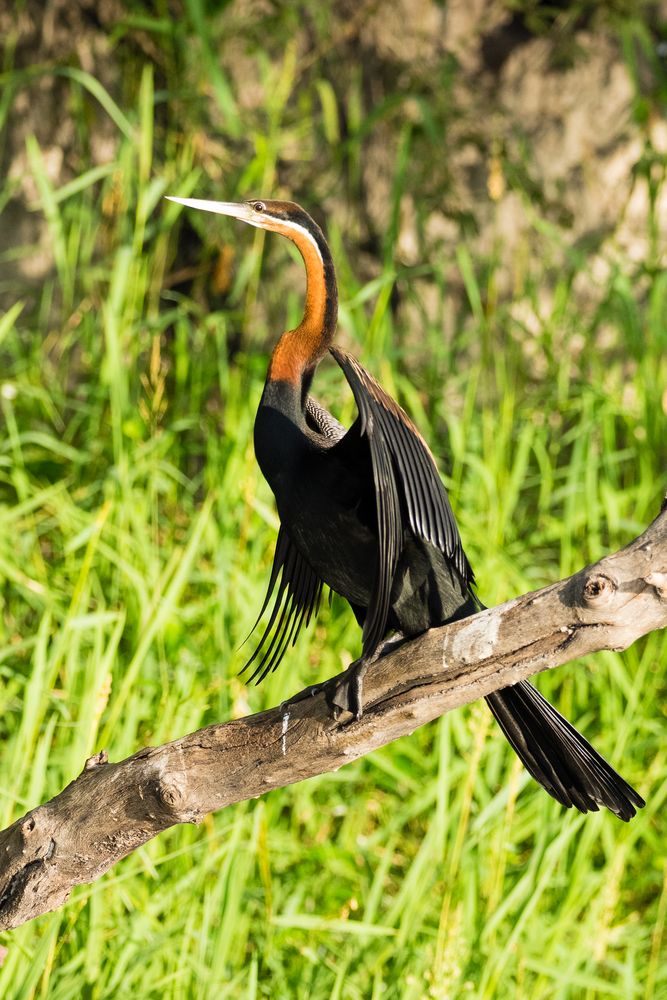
[330,347,472,653]
[242,526,324,684]
[331,348,471,585]
[363,425,402,653]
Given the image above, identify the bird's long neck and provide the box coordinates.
[267,216,338,389]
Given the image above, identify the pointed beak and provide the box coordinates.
[165,196,256,225]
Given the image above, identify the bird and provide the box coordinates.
[167,194,644,821]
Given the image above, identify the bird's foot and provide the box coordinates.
[330,658,368,721]
[280,635,404,723]
[329,635,406,721]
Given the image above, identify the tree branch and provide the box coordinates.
[1,507,666,932]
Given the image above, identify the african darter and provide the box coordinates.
[167,195,644,821]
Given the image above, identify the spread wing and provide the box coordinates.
[330,347,473,655]
[241,525,324,684]
[243,396,340,683]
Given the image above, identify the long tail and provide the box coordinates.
[486,681,644,821]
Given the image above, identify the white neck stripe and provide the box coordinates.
[268,217,324,264]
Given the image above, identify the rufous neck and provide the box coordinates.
[267,218,338,385]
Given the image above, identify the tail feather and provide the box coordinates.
[486,681,644,821]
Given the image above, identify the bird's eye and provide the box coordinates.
[252,201,266,212]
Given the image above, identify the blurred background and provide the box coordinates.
[1,1,666,997]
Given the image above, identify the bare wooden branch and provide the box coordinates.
[1,507,665,932]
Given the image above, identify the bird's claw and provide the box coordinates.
[330,659,368,722]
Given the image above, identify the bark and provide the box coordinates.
[0,505,665,933]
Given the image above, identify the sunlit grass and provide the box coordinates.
[1,10,666,999]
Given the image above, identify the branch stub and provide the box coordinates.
[582,572,616,607]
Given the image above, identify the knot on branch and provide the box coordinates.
[646,571,667,601]
[20,816,36,841]
[151,772,198,823]
[582,573,616,607]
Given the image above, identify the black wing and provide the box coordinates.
[241,525,324,684]
[330,347,473,655]
[243,396,339,683]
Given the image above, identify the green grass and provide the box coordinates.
[1,4,667,998]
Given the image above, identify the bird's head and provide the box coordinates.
[165,196,324,249]
[166,195,338,370]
